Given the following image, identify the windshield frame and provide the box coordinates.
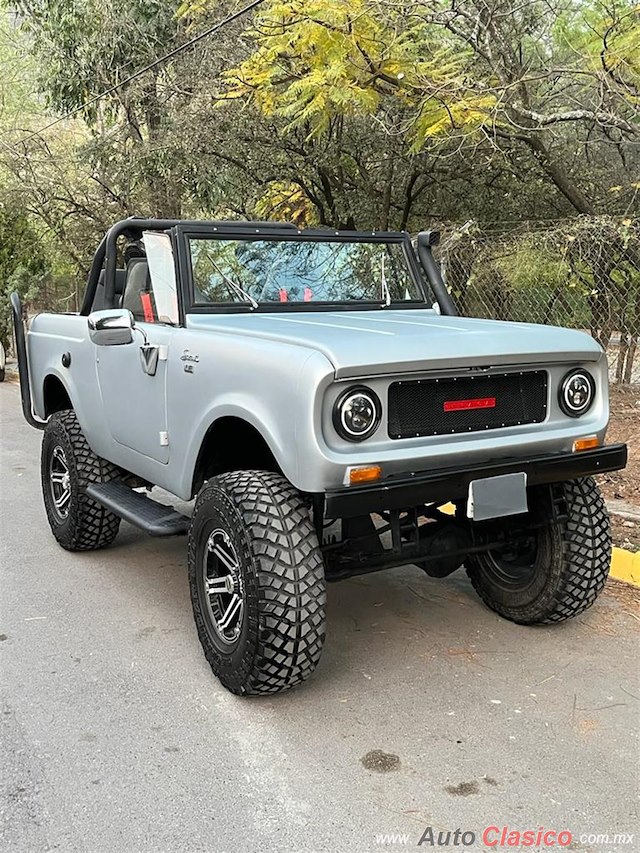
[175,224,430,315]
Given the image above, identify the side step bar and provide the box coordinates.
[86,482,189,537]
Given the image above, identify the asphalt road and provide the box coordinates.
[1,381,638,853]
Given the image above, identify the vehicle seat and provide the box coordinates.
[121,257,157,322]
[91,269,126,312]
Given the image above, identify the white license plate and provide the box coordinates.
[467,472,528,522]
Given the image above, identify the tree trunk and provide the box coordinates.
[524,135,595,215]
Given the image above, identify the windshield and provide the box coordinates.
[188,237,424,307]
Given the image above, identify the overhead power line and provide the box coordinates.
[12,0,267,149]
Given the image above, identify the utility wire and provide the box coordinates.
[11,0,267,149]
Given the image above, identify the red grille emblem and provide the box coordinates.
[444,397,496,412]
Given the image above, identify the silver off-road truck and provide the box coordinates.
[12,218,627,695]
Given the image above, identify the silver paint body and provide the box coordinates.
[27,308,608,500]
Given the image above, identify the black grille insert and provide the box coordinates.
[388,371,548,439]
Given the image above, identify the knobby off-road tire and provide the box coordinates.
[188,471,327,696]
[41,410,121,551]
[466,477,611,625]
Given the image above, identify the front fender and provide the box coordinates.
[171,347,335,498]
[186,398,287,478]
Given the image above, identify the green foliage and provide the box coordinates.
[223,0,492,144]
[555,1,640,98]
[16,0,181,119]
[0,0,637,320]
[0,208,47,352]
[442,218,640,361]
[216,0,639,219]
[255,181,319,227]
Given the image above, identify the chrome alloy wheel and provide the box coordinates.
[49,445,71,520]
[202,528,244,645]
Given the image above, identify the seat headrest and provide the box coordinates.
[92,268,126,311]
[125,258,150,293]
[122,258,155,322]
[96,268,126,295]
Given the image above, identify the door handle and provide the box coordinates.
[139,343,168,376]
[139,344,158,376]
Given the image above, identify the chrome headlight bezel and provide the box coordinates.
[333,385,382,442]
[559,369,596,418]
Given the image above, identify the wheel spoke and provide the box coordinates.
[206,577,229,596]
[218,594,242,631]
[49,444,71,520]
[54,487,71,510]
[52,446,68,471]
[210,540,237,572]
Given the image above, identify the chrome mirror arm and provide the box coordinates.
[133,324,148,345]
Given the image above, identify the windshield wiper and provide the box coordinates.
[380,253,391,307]
[210,260,259,310]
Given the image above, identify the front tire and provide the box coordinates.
[189,471,326,695]
[188,471,327,695]
[466,478,611,624]
[41,410,121,551]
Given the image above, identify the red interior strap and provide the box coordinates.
[279,289,288,302]
[140,292,155,323]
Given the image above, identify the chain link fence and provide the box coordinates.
[438,217,640,385]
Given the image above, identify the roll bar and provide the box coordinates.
[79,217,299,315]
[415,231,458,317]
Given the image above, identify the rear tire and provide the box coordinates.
[188,470,326,695]
[466,478,611,624]
[41,410,121,551]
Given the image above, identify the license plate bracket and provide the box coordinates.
[467,472,528,522]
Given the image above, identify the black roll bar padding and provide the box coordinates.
[80,217,300,315]
[416,230,458,317]
[80,231,109,315]
[10,291,45,430]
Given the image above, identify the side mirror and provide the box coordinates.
[88,308,135,346]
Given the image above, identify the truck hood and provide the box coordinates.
[186,310,603,378]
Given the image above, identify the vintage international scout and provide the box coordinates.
[11,219,627,694]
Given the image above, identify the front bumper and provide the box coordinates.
[324,444,628,518]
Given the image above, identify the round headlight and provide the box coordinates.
[333,386,382,441]
[559,370,596,417]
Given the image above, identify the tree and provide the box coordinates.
[222,0,639,216]
[4,0,638,260]
[15,0,191,217]
[0,207,47,352]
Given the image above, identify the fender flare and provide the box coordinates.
[184,403,294,495]
[41,371,76,418]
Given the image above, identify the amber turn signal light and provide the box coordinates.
[573,437,600,453]
[349,465,382,485]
